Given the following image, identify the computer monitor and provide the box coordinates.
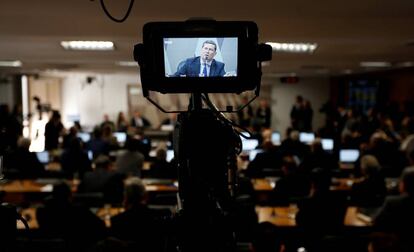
[87,150,93,161]
[113,132,127,144]
[249,149,264,161]
[242,139,259,151]
[77,132,91,143]
[321,138,334,151]
[166,150,174,162]
[299,132,315,144]
[36,151,50,164]
[271,132,281,146]
[339,149,360,163]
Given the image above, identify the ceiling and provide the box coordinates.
[1,0,414,77]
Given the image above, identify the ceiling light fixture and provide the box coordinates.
[61,41,115,51]
[266,42,318,53]
[116,61,137,67]
[0,60,22,67]
[360,61,391,68]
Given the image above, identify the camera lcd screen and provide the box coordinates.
[137,21,263,93]
[163,37,238,78]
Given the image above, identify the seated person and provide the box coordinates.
[280,130,310,161]
[173,40,225,77]
[273,155,311,202]
[373,167,414,252]
[300,138,337,173]
[110,177,171,252]
[148,148,177,179]
[5,137,44,178]
[60,138,92,179]
[295,168,347,251]
[36,182,106,250]
[114,138,145,177]
[78,155,124,204]
[351,155,387,207]
[245,140,283,178]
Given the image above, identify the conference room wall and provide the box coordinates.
[267,77,330,134]
[0,78,15,108]
[60,72,142,130]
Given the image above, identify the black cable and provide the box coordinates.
[201,94,252,138]
[17,213,30,230]
[99,0,135,23]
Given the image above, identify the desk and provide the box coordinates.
[18,205,371,230]
[1,179,178,204]
[252,177,361,192]
[256,206,372,227]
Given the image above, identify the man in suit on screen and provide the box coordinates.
[173,40,226,77]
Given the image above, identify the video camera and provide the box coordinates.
[134,20,271,95]
[134,20,271,252]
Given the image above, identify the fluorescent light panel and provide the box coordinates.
[117,61,137,67]
[360,61,391,67]
[61,41,114,51]
[266,42,318,53]
[0,60,22,67]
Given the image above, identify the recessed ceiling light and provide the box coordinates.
[0,60,22,67]
[266,42,318,53]
[61,41,114,51]
[396,61,414,67]
[360,61,391,68]
[261,61,271,67]
[116,61,137,67]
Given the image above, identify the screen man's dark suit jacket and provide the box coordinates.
[173,56,225,77]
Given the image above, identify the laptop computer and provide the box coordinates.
[77,132,91,143]
[249,149,264,162]
[339,149,360,169]
[299,132,315,144]
[271,132,281,146]
[113,132,127,145]
[242,139,259,152]
[166,150,174,162]
[321,138,334,152]
[36,151,50,164]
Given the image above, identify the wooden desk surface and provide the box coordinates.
[18,205,372,230]
[1,179,178,193]
[252,177,361,192]
[256,206,372,227]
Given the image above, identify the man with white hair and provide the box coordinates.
[110,177,170,251]
[374,168,414,252]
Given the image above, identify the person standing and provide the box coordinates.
[44,110,64,150]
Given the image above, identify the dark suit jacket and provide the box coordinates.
[174,56,225,77]
[374,195,414,252]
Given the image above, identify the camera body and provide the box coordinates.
[134,20,270,94]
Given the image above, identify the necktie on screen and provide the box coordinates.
[203,64,208,77]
